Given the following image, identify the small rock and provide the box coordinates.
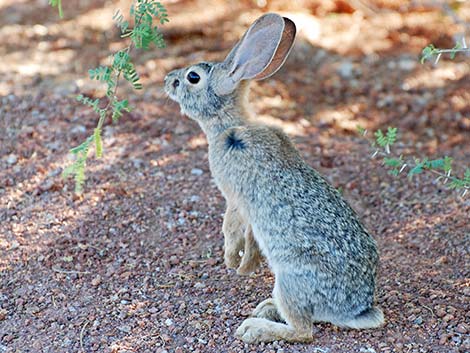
[169,255,180,265]
[413,316,423,325]
[439,334,449,345]
[436,307,446,318]
[39,179,54,192]
[456,323,468,334]
[10,241,20,250]
[0,309,7,320]
[71,125,87,135]
[398,59,416,71]
[47,168,62,177]
[132,158,144,169]
[118,325,131,333]
[191,168,203,176]
[6,154,18,165]
[443,314,454,322]
[337,61,354,79]
[190,195,200,202]
[164,318,173,326]
[91,276,101,286]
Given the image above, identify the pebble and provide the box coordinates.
[443,314,454,322]
[71,125,87,135]
[398,58,417,71]
[337,61,354,79]
[191,168,203,176]
[91,275,101,287]
[6,154,18,165]
[435,307,447,318]
[10,241,20,250]
[0,309,7,320]
[456,323,468,334]
[39,179,54,192]
[118,325,131,333]
[164,318,174,326]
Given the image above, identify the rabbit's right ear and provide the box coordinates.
[215,13,296,95]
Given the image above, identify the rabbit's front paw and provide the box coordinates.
[224,249,242,269]
[236,245,261,276]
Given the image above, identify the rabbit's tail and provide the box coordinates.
[340,306,384,329]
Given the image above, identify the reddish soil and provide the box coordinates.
[1,1,469,352]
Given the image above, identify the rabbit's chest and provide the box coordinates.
[208,135,253,194]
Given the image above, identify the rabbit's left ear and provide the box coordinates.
[216,13,296,95]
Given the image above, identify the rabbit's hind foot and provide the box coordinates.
[235,317,312,343]
[337,306,384,329]
[252,298,284,323]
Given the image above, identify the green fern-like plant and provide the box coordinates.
[63,0,168,193]
[357,126,470,197]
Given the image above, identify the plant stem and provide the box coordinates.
[97,9,145,131]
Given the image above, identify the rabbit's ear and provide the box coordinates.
[216,14,296,95]
[253,17,296,80]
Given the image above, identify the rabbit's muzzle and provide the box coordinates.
[163,71,180,101]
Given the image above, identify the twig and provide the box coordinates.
[155,283,175,288]
[420,304,435,317]
[80,320,90,352]
[52,267,91,274]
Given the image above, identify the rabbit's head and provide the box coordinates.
[164,13,296,124]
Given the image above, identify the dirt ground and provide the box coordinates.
[1,0,469,352]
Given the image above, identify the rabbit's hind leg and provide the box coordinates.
[235,316,312,343]
[222,204,245,269]
[252,298,284,323]
[236,292,313,343]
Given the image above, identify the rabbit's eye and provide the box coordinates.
[186,71,200,84]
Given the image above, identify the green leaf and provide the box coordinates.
[356,125,366,135]
[89,66,113,83]
[374,129,386,147]
[112,99,131,122]
[424,158,444,170]
[385,127,397,146]
[384,157,403,168]
[69,135,93,155]
[94,128,103,158]
[443,156,453,173]
[63,136,93,193]
[408,160,425,179]
[450,42,462,60]
[49,0,63,18]
[420,44,436,64]
[464,168,470,184]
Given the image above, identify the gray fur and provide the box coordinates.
[164,13,384,343]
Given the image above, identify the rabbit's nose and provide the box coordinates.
[172,79,180,88]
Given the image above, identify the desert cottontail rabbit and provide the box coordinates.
[164,13,384,343]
